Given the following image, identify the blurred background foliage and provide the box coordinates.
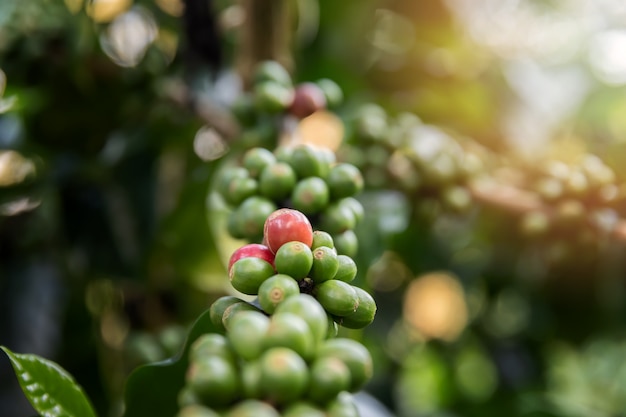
[3,0,626,416]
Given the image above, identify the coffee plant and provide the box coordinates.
[5,2,626,417]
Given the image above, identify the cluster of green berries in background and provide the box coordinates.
[176,208,375,416]
[232,60,343,130]
[217,144,365,257]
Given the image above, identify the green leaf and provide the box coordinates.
[0,346,97,417]
[122,307,219,417]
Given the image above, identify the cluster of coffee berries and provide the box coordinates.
[176,208,375,416]
[232,61,343,126]
[341,103,484,215]
[217,145,364,257]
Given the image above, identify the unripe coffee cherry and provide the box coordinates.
[254,60,292,87]
[177,387,200,408]
[290,145,331,179]
[217,167,248,196]
[314,280,359,316]
[242,147,276,178]
[259,347,309,405]
[258,273,301,314]
[254,81,294,114]
[316,78,343,108]
[226,310,270,361]
[176,405,221,417]
[325,392,359,417]
[289,82,327,119]
[185,356,239,407]
[225,177,258,206]
[240,360,262,399]
[274,294,328,345]
[282,402,326,417]
[308,356,351,404]
[291,177,330,214]
[264,312,316,360]
[259,162,297,201]
[229,257,275,295]
[311,230,335,250]
[309,246,339,283]
[335,287,377,329]
[333,230,358,257]
[338,197,365,224]
[222,302,262,332]
[209,296,245,332]
[263,208,314,253]
[228,243,275,274]
[321,202,356,235]
[189,333,235,364]
[333,255,357,282]
[327,163,364,199]
[236,196,277,240]
[274,241,314,280]
[318,338,373,391]
[225,399,280,417]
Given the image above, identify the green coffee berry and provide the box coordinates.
[240,359,262,399]
[243,147,276,178]
[185,356,239,407]
[231,93,257,127]
[314,280,359,316]
[176,404,221,417]
[318,338,373,391]
[189,333,235,364]
[274,241,314,280]
[282,401,326,417]
[310,246,339,283]
[327,164,364,199]
[311,230,335,250]
[225,399,280,417]
[222,302,262,332]
[338,197,364,224]
[264,312,316,360]
[210,296,245,333]
[224,177,258,207]
[320,203,356,235]
[290,144,331,179]
[254,60,292,87]
[273,294,328,345]
[274,145,294,163]
[254,81,294,113]
[226,310,270,360]
[326,315,339,339]
[236,196,277,241]
[258,273,301,314]
[259,347,309,405]
[326,392,359,417]
[291,177,330,214]
[333,255,357,282]
[316,78,343,108]
[229,257,275,295]
[308,356,351,405]
[227,210,246,240]
[333,230,358,257]
[217,166,248,196]
[177,386,200,408]
[259,162,297,201]
[335,287,376,329]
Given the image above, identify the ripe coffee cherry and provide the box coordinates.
[226,310,270,361]
[308,356,351,404]
[225,399,280,417]
[274,241,314,280]
[176,405,221,417]
[335,287,377,329]
[333,255,357,282]
[228,243,275,274]
[254,60,292,87]
[274,294,329,345]
[209,296,245,333]
[311,230,335,250]
[258,273,301,314]
[316,78,343,108]
[259,347,309,405]
[327,163,364,199]
[291,177,330,214]
[263,208,314,253]
[326,392,359,417]
[318,338,373,391]
[189,334,235,364]
[290,145,331,179]
[282,402,326,417]
[185,356,239,407]
[288,82,327,119]
[242,148,276,178]
[259,162,297,201]
[229,257,275,295]
[314,280,359,316]
[264,312,316,360]
[309,246,339,283]
[254,81,294,113]
[333,230,358,257]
